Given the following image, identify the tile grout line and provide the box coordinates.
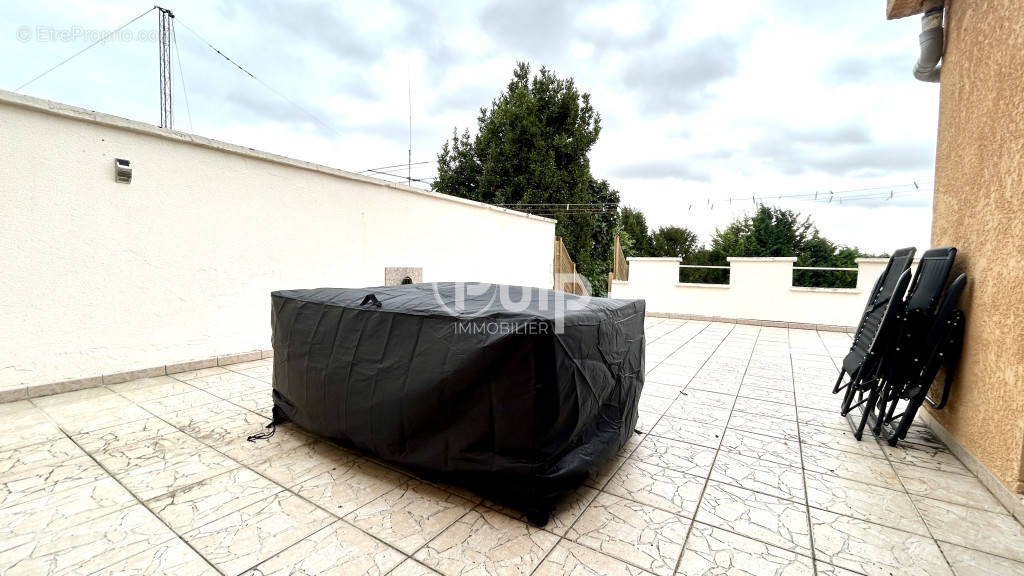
[530,320,727,576]
[670,323,757,576]
[541,322,738,576]
[100,376,432,575]
[788,328,819,576]
[875,427,959,573]
[640,322,734,439]
[812,327,1000,570]
[32,409,227,576]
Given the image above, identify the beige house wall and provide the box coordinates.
[924,0,1024,494]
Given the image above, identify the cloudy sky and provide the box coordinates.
[2,0,939,253]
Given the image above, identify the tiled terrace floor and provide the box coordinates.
[2,318,1024,575]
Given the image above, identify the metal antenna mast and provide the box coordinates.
[407,64,412,185]
[157,6,175,129]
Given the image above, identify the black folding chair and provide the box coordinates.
[849,248,958,441]
[833,247,916,398]
[874,273,967,445]
[839,268,912,430]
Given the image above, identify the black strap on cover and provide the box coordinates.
[360,294,382,308]
[246,421,276,442]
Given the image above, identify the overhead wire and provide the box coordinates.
[15,7,156,91]
[170,20,193,132]
[174,17,344,138]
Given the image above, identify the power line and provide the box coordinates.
[358,160,435,174]
[174,17,343,138]
[15,7,156,91]
[363,168,435,186]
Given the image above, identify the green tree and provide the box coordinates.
[433,62,618,295]
[710,205,814,257]
[705,204,870,288]
[651,226,699,259]
[619,206,652,256]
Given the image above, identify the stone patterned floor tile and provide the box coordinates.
[732,396,797,421]
[880,442,971,477]
[794,405,851,428]
[413,505,559,576]
[604,458,706,517]
[0,504,179,576]
[676,389,736,411]
[247,440,359,488]
[799,425,887,459]
[389,558,443,576]
[488,484,599,537]
[726,412,799,442]
[45,402,155,435]
[138,389,224,415]
[215,422,316,465]
[810,508,953,576]
[709,450,805,502]
[0,416,65,452]
[937,541,1024,576]
[183,492,335,576]
[894,463,1006,514]
[93,535,218,575]
[89,431,238,501]
[803,471,929,536]
[0,437,84,478]
[676,522,815,576]
[345,478,476,554]
[534,539,657,576]
[292,458,408,517]
[3,325,1021,575]
[913,496,1024,563]
[629,434,717,477]
[0,477,137,549]
[73,417,178,455]
[566,492,690,576]
[31,387,130,414]
[736,385,796,406]
[812,562,865,576]
[107,375,197,400]
[642,382,685,400]
[3,451,113,508]
[718,429,802,469]
[146,467,285,533]
[650,416,725,449]
[229,391,276,415]
[663,399,733,426]
[695,481,811,555]
[800,443,902,490]
[242,520,404,576]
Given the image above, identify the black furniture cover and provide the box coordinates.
[269,283,646,523]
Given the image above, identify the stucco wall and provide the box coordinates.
[0,91,555,388]
[609,257,890,328]
[928,0,1024,494]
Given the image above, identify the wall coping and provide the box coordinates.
[626,257,682,262]
[854,257,890,263]
[726,257,798,263]
[676,283,730,289]
[790,286,861,294]
[0,89,556,225]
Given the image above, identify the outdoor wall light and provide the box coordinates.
[114,158,132,183]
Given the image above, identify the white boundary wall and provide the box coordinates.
[0,91,555,387]
[610,257,891,328]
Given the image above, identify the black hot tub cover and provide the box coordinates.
[269,283,645,523]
